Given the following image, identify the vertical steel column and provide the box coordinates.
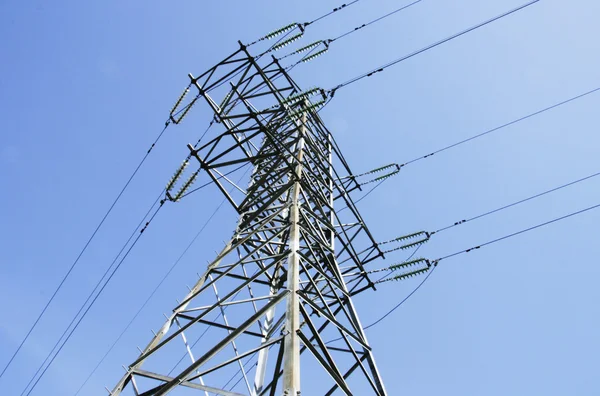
[282,109,306,396]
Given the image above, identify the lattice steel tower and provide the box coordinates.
[110,42,393,396]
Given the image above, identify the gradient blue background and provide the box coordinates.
[1,0,599,395]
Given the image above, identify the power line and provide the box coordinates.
[326,248,434,345]
[337,177,386,214]
[281,0,422,65]
[0,123,171,381]
[372,169,600,280]
[21,115,221,395]
[432,170,600,235]
[227,1,424,120]
[21,201,165,396]
[338,88,600,209]
[343,88,600,216]
[329,200,600,342]
[375,244,423,283]
[399,86,600,169]
[374,168,600,276]
[341,94,600,214]
[223,355,258,391]
[320,248,425,346]
[21,190,165,395]
[307,0,361,26]
[330,171,600,340]
[330,0,422,43]
[73,167,251,393]
[329,0,540,94]
[436,201,600,262]
[364,265,437,330]
[72,165,250,395]
[247,0,362,46]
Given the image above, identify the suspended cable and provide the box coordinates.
[307,0,361,26]
[400,86,600,168]
[0,122,172,381]
[333,175,600,338]
[338,87,600,216]
[353,201,600,337]
[330,199,600,341]
[335,86,600,216]
[366,266,436,330]
[433,170,600,235]
[24,121,214,394]
[21,201,165,396]
[272,0,421,85]
[337,177,386,214]
[329,0,540,95]
[375,244,423,283]
[223,355,258,391]
[436,201,600,262]
[72,164,251,395]
[74,167,251,385]
[333,86,600,216]
[333,0,421,43]
[281,0,422,66]
[207,27,303,97]
[247,0,361,46]
[375,168,600,266]
[23,190,164,395]
[224,1,423,119]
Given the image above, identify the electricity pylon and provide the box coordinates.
[110,42,388,396]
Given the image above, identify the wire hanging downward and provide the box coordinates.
[361,202,600,338]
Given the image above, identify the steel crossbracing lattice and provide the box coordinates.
[111,43,388,396]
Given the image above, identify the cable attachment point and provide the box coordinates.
[271,32,305,52]
[169,87,198,125]
[379,231,430,254]
[281,40,330,60]
[301,48,329,63]
[281,87,324,107]
[340,163,401,185]
[165,154,202,202]
[286,99,326,121]
[361,164,401,186]
[374,258,433,284]
[170,171,199,202]
[295,41,323,54]
[170,86,189,114]
[333,3,348,12]
[166,160,189,192]
[169,85,198,125]
[376,266,430,284]
[262,23,299,42]
[388,258,430,272]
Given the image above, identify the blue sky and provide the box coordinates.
[1,0,599,395]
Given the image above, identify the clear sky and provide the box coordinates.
[1,0,599,395]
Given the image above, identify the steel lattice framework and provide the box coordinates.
[111,43,388,396]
